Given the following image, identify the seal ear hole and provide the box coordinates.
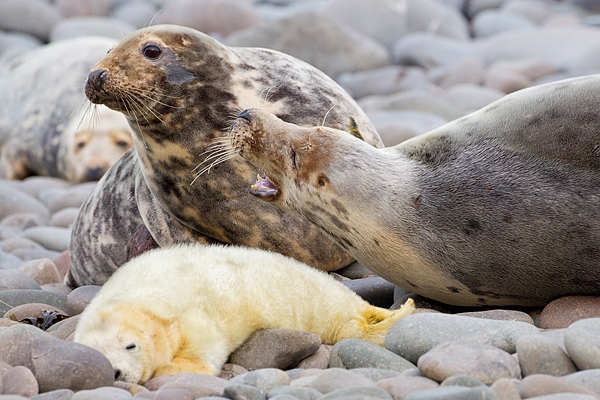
[125,343,137,351]
[142,44,162,60]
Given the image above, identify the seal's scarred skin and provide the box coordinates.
[230,75,600,307]
[66,25,382,286]
[74,244,415,384]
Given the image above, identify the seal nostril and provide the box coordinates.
[87,68,107,89]
[114,369,122,381]
[238,109,252,122]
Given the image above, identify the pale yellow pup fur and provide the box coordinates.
[74,244,415,384]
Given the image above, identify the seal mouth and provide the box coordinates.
[250,174,279,200]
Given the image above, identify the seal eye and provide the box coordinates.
[125,344,137,351]
[142,44,162,60]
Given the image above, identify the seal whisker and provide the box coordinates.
[321,105,336,127]
[191,147,236,173]
[128,88,184,108]
[190,152,237,184]
[125,92,166,125]
[121,94,149,149]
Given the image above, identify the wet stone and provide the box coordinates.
[228,329,321,371]
[329,338,416,372]
[417,341,521,385]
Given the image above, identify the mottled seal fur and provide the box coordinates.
[66,24,381,286]
[0,37,133,182]
[230,75,600,307]
[74,244,415,383]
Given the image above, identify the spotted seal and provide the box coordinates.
[74,243,415,383]
[0,36,133,183]
[229,75,600,307]
[66,24,381,286]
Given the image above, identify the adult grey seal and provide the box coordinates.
[0,37,133,183]
[229,75,600,307]
[66,24,381,286]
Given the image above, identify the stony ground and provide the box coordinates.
[2,0,600,399]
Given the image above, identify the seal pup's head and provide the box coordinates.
[74,304,173,384]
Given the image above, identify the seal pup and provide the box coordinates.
[67,24,382,286]
[229,74,600,307]
[0,36,133,183]
[74,244,415,384]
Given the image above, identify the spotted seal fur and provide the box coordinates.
[229,75,600,307]
[65,24,381,286]
[74,243,415,383]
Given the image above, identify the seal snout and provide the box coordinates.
[85,69,109,103]
[238,109,252,122]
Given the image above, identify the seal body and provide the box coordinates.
[230,75,600,307]
[73,244,415,384]
[0,37,133,183]
[67,24,382,286]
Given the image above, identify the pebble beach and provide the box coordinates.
[2,0,600,399]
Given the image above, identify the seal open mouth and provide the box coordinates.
[250,174,279,200]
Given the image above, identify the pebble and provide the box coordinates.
[49,16,136,42]
[376,375,439,399]
[540,296,600,329]
[320,386,392,399]
[228,329,321,371]
[231,369,291,394]
[0,0,62,42]
[0,251,23,270]
[341,277,396,308]
[296,345,331,370]
[3,302,67,321]
[18,258,62,286]
[2,366,38,397]
[384,313,539,364]
[564,318,600,370]
[417,341,521,385]
[441,375,487,387]
[0,270,41,291]
[223,383,265,400]
[49,208,80,228]
[457,309,535,325]
[0,290,68,316]
[562,370,600,395]
[65,285,100,316]
[0,183,50,221]
[519,374,599,398]
[145,373,227,397]
[516,334,577,377]
[20,227,71,253]
[308,368,376,394]
[70,387,132,399]
[329,339,416,372]
[30,389,75,399]
[267,386,322,400]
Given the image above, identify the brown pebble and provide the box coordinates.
[51,250,70,281]
[540,296,600,329]
[218,364,248,380]
[519,374,598,398]
[114,380,150,395]
[376,375,439,399]
[3,303,68,321]
[41,283,73,296]
[46,315,80,340]
[144,373,227,395]
[2,366,39,397]
[134,388,194,399]
[490,377,521,400]
[297,344,332,369]
[18,258,62,286]
[66,285,100,315]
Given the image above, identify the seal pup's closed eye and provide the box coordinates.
[74,243,415,384]
[230,75,600,307]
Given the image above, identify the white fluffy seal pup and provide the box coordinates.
[73,244,415,384]
[229,75,600,307]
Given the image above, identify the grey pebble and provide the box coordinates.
[2,366,38,397]
[0,0,61,44]
[440,375,486,387]
[267,386,322,400]
[320,386,392,400]
[49,16,136,43]
[351,368,402,382]
[564,318,600,370]
[376,375,439,399]
[385,313,539,364]
[66,285,100,316]
[417,341,520,385]
[561,369,600,395]
[334,261,375,280]
[0,251,23,270]
[0,324,50,369]
[404,385,498,400]
[519,374,598,398]
[46,315,80,340]
[50,208,80,228]
[11,247,60,262]
[268,396,301,400]
[144,372,227,395]
[0,269,41,290]
[223,383,266,400]
[30,389,75,399]
[329,338,416,372]
[0,290,68,316]
[0,212,48,230]
[341,277,395,308]
[296,345,330,370]
[308,368,375,394]
[20,227,71,252]
[457,309,535,325]
[31,337,114,392]
[516,334,577,377]
[38,183,96,214]
[232,369,291,394]
[134,388,193,400]
[523,394,598,400]
[70,387,131,399]
[0,182,50,220]
[229,329,321,371]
